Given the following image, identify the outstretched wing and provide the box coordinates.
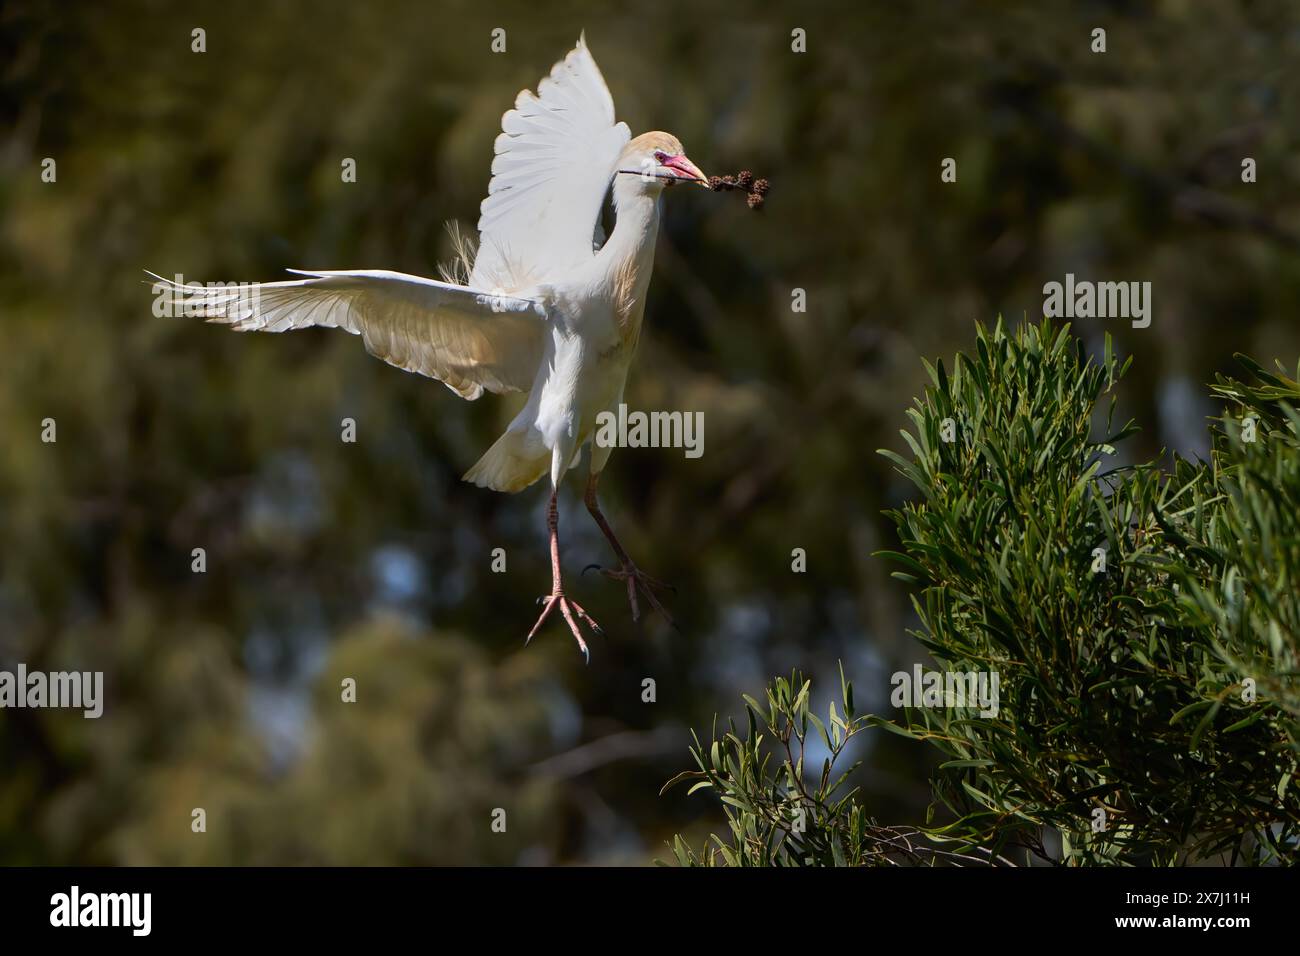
[151,269,547,399]
[470,34,631,292]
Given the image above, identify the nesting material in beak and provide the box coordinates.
[707,169,770,210]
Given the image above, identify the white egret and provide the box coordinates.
[151,35,713,659]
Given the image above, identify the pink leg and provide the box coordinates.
[583,474,676,627]
[527,490,602,660]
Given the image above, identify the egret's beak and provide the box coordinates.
[662,153,710,187]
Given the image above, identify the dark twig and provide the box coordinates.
[708,169,770,210]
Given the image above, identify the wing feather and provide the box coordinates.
[150,269,547,399]
[470,34,630,291]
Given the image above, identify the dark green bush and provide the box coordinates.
[669,320,1299,866]
[662,668,1004,866]
[1167,358,1300,732]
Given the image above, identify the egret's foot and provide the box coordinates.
[528,590,602,661]
[585,562,677,627]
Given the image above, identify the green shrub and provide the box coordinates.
[1167,358,1300,732]
[662,667,1004,866]
[668,320,1299,866]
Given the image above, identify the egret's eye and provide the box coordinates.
[653,150,669,163]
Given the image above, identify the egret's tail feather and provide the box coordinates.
[463,430,549,493]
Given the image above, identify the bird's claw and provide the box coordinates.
[527,590,603,660]
[599,563,677,628]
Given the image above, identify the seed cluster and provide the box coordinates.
[708,170,770,210]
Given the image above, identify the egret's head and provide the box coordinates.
[618,132,708,194]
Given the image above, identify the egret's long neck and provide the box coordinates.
[597,177,662,285]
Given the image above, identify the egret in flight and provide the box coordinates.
[152,35,712,659]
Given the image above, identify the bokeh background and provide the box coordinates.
[2,0,1298,864]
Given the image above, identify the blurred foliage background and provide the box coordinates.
[1,0,1298,864]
